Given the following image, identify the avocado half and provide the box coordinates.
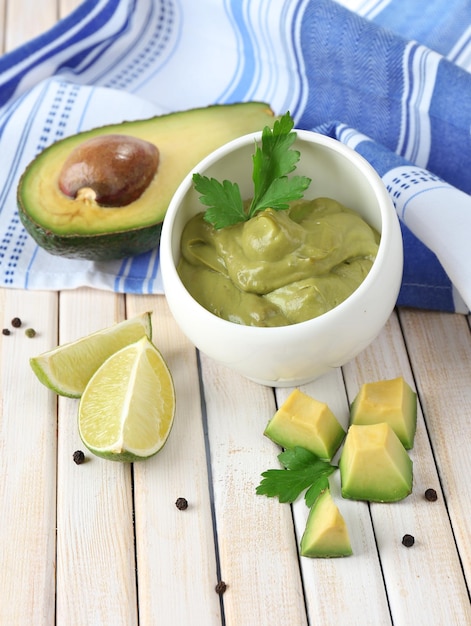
[17,102,275,261]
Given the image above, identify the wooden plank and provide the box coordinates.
[199,351,308,626]
[4,0,57,50]
[398,309,471,585]
[276,368,392,625]
[0,289,58,622]
[127,294,222,626]
[55,289,138,625]
[0,0,6,53]
[0,2,60,622]
[343,311,471,625]
[60,0,82,16]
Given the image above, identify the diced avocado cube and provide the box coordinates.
[339,423,413,502]
[300,488,353,558]
[264,389,346,460]
[350,377,417,449]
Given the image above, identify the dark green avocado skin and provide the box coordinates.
[18,208,162,260]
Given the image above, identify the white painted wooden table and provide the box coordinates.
[1,3,470,624]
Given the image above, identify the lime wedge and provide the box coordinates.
[78,336,175,462]
[30,312,152,398]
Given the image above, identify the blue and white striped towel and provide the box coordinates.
[1,0,471,313]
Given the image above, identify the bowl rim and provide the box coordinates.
[160,128,402,336]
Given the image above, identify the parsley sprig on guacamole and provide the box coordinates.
[193,112,311,229]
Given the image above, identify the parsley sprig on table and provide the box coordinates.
[193,112,312,229]
[256,446,337,508]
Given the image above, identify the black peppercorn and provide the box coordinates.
[11,317,22,328]
[175,497,188,510]
[2,328,10,335]
[425,488,438,502]
[73,450,86,465]
[402,534,415,547]
[215,581,227,595]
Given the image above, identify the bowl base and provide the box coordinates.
[245,369,336,388]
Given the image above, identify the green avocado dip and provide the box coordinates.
[177,197,380,327]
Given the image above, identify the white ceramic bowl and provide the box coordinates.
[160,129,403,387]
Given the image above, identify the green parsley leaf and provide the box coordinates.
[192,174,246,229]
[248,113,311,217]
[304,475,331,508]
[194,111,312,229]
[256,446,337,507]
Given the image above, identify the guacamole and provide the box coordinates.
[177,197,380,326]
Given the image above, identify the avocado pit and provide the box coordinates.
[58,134,159,207]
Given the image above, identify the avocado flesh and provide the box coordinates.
[264,389,346,461]
[17,102,275,260]
[339,423,413,502]
[350,377,417,449]
[300,489,353,558]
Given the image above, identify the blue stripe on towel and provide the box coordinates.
[297,0,405,151]
[0,0,123,107]
[368,0,471,58]
[218,0,257,102]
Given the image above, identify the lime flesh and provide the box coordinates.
[30,312,152,397]
[78,336,175,462]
